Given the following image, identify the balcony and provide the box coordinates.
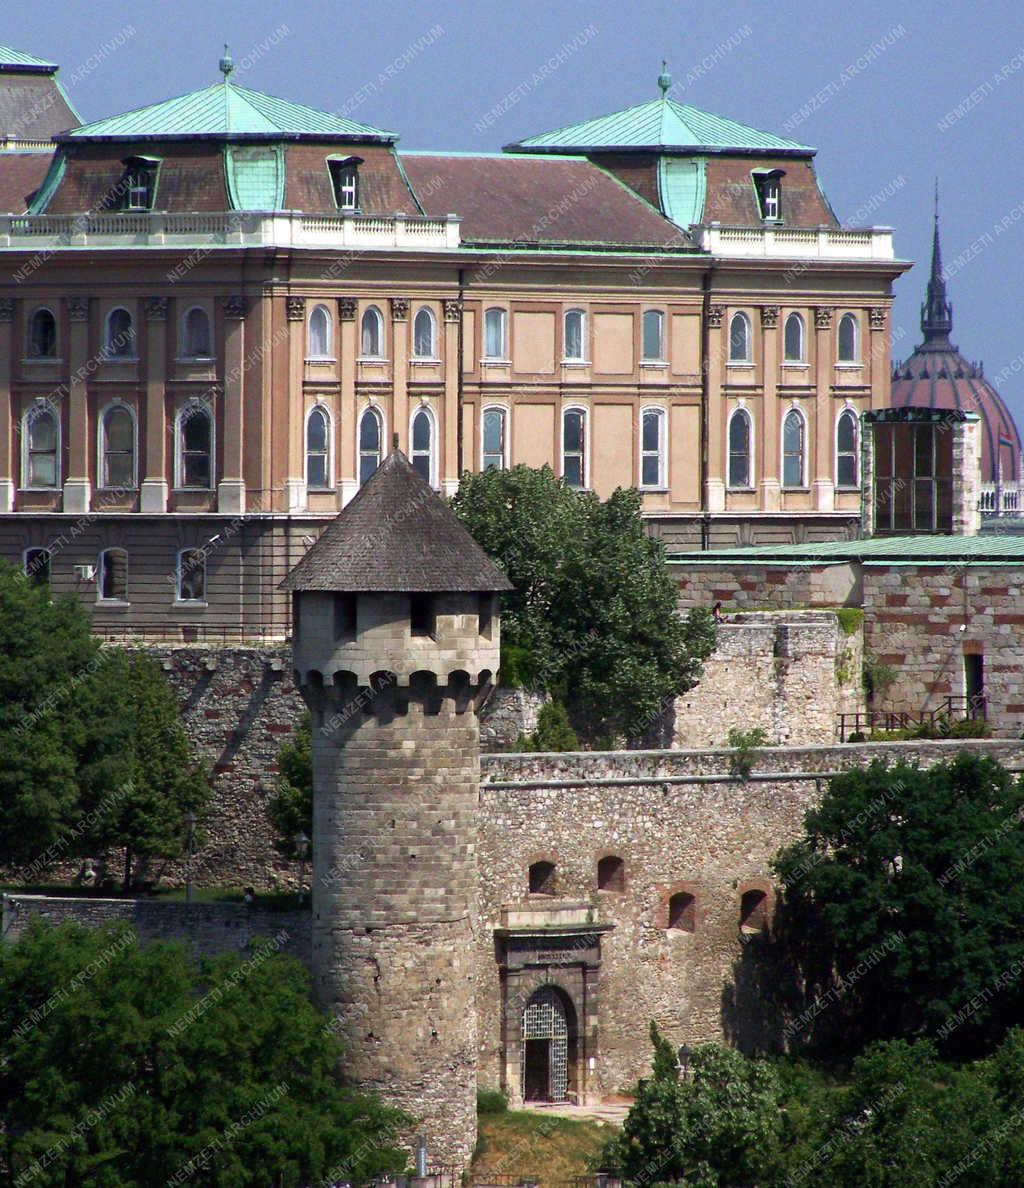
[693,222,896,262]
[0,210,462,252]
[979,482,1023,517]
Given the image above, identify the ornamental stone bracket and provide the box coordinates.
[869,306,887,330]
[143,297,168,321]
[443,298,463,323]
[67,296,89,322]
[221,296,247,320]
[814,306,834,330]
[338,297,357,321]
[286,296,306,321]
[389,297,409,321]
[761,305,780,329]
[707,305,725,328]
[0,297,14,322]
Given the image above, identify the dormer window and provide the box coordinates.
[753,169,784,223]
[118,156,159,212]
[328,156,363,211]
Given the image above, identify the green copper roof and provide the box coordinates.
[668,533,1024,567]
[0,45,57,72]
[658,156,705,227]
[508,96,814,156]
[61,80,396,142]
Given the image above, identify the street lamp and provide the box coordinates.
[294,832,310,906]
[677,1043,692,1081]
[184,811,197,904]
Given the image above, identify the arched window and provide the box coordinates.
[306,405,331,489]
[482,406,507,470]
[484,307,507,359]
[727,408,752,489]
[783,312,804,363]
[668,891,696,932]
[597,855,625,892]
[100,403,136,489]
[97,547,128,601]
[740,889,768,933]
[642,309,664,361]
[564,309,586,361]
[528,860,556,895]
[782,408,806,489]
[413,306,436,358]
[837,313,858,363]
[104,308,135,358]
[729,311,752,363]
[410,406,435,485]
[640,407,666,489]
[562,407,586,489]
[358,406,382,485]
[27,308,57,359]
[181,307,211,359]
[23,547,51,587]
[836,408,859,488]
[23,403,60,489]
[176,402,213,489]
[360,306,383,357]
[307,304,331,359]
[177,548,206,602]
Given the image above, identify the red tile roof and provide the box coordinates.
[0,151,52,212]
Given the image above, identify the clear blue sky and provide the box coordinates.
[10,0,1024,428]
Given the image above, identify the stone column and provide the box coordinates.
[442,298,461,495]
[140,297,168,511]
[63,295,91,513]
[218,296,246,514]
[338,297,358,506]
[284,296,307,512]
[812,305,835,511]
[705,304,725,512]
[759,305,781,511]
[859,413,875,536]
[390,297,409,454]
[0,298,14,510]
[952,414,982,536]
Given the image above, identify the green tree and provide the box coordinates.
[773,753,1024,1058]
[267,714,313,859]
[0,918,407,1186]
[79,650,209,890]
[451,466,715,741]
[602,1036,781,1186]
[516,700,579,752]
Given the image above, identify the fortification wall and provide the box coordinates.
[673,561,860,612]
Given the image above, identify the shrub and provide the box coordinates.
[834,607,864,636]
[476,1088,508,1115]
[517,700,579,752]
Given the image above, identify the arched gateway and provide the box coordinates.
[521,986,577,1102]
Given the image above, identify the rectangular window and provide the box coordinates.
[334,593,357,642]
[329,161,360,210]
[641,409,664,488]
[484,309,507,359]
[482,408,506,470]
[562,409,585,489]
[409,593,435,638]
[642,310,664,361]
[178,549,206,602]
[478,594,493,640]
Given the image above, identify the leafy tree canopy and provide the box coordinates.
[451,466,715,741]
[267,714,313,859]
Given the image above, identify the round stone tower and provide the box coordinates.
[282,450,511,1169]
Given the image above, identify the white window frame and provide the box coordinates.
[783,312,805,364]
[96,547,129,604]
[639,405,667,490]
[726,406,754,490]
[179,305,213,361]
[21,400,61,491]
[359,305,385,360]
[641,309,665,362]
[561,405,589,490]
[837,313,859,364]
[835,407,860,490]
[305,403,333,491]
[728,311,753,365]
[481,404,509,471]
[174,400,215,491]
[97,400,138,490]
[409,403,438,488]
[175,548,207,604]
[412,306,437,360]
[26,306,58,360]
[103,307,136,360]
[563,308,587,363]
[483,307,509,361]
[357,403,385,487]
[781,406,808,490]
[307,304,333,360]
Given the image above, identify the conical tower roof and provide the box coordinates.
[282,450,513,593]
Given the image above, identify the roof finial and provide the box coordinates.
[921,177,953,349]
[657,60,672,97]
[934,176,939,225]
[219,43,234,81]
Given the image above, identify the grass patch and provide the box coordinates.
[834,607,863,636]
[472,1110,613,1185]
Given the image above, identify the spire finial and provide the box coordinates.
[219,43,234,81]
[657,60,672,96]
[934,176,939,224]
[921,178,954,349]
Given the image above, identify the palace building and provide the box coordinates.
[0,48,908,638]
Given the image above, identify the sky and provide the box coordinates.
[9,0,1024,429]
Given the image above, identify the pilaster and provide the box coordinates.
[0,298,13,510]
[813,306,835,512]
[443,299,461,494]
[759,305,780,511]
[140,297,168,512]
[63,295,91,512]
[218,296,246,514]
[390,298,409,455]
[338,298,358,505]
[285,296,306,512]
[704,304,725,512]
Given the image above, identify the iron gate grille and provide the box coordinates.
[521,987,568,1101]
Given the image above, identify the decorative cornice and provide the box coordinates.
[869,306,887,331]
[814,306,834,330]
[760,305,780,329]
[443,298,462,323]
[389,297,409,321]
[707,305,724,329]
[286,296,306,322]
[0,297,13,324]
[67,296,89,322]
[143,296,168,321]
[338,297,357,321]
[221,296,246,320]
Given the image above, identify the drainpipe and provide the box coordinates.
[700,262,715,551]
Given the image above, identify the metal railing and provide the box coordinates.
[94,622,288,645]
[837,695,986,742]
[979,482,1023,515]
[692,222,895,261]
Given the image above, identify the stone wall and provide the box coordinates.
[673,561,860,611]
[479,686,548,750]
[672,612,865,747]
